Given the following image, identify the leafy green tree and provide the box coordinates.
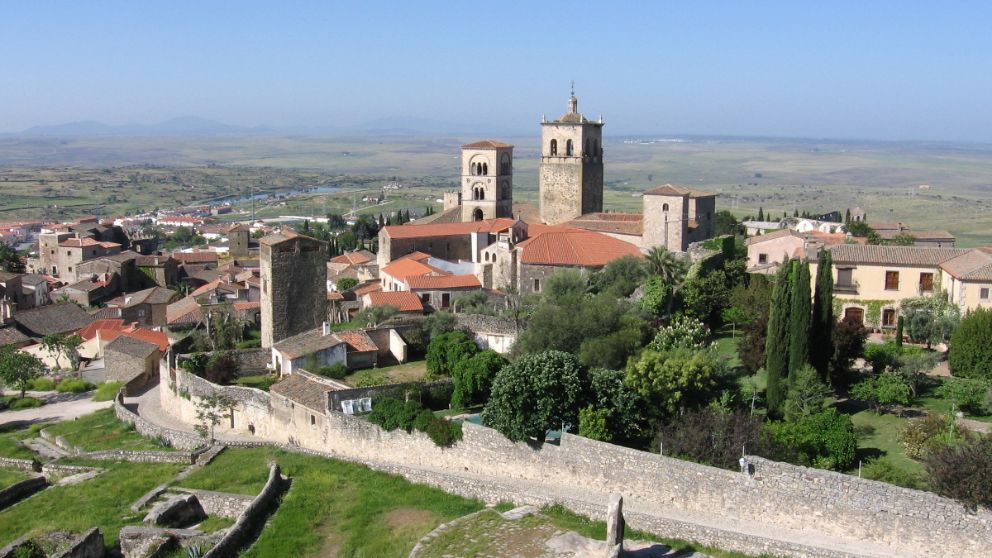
[782,365,831,422]
[713,210,742,236]
[658,407,787,469]
[195,394,235,441]
[40,333,83,371]
[845,220,872,237]
[422,310,457,339]
[589,255,646,298]
[0,346,45,397]
[788,261,812,383]
[451,350,506,409]
[889,233,916,246]
[732,276,773,374]
[482,351,587,442]
[355,304,398,328]
[949,308,992,380]
[578,407,612,442]
[769,409,857,470]
[679,270,730,328]
[452,291,494,315]
[587,367,648,445]
[204,303,243,351]
[850,373,912,413]
[639,275,671,318]
[644,246,688,285]
[0,241,24,273]
[335,277,359,292]
[809,250,834,379]
[625,348,725,418]
[901,293,960,349]
[765,261,793,415]
[425,331,478,378]
[831,318,868,385]
[935,378,989,415]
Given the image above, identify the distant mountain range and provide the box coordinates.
[16,115,526,138]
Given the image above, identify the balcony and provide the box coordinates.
[834,280,859,295]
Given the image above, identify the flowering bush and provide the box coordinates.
[648,314,709,352]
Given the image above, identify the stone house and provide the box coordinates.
[869,222,956,248]
[76,251,140,291]
[0,271,24,309]
[227,224,251,258]
[456,314,517,354]
[53,273,119,307]
[135,254,180,287]
[938,248,992,311]
[271,325,348,375]
[379,252,481,310]
[336,329,379,369]
[745,229,806,274]
[19,274,50,309]
[376,218,523,269]
[511,228,643,295]
[104,334,163,393]
[260,231,328,349]
[12,302,95,339]
[104,286,179,327]
[34,233,122,283]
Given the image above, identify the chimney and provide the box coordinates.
[322,321,330,336]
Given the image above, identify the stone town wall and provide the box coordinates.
[203,464,287,558]
[55,527,104,558]
[178,349,272,376]
[326,380,452,413]
[0,457,38,472]
[114,391,207,450]
[174,488,253,519]
[0,476,47,510]
[160,372,992,558]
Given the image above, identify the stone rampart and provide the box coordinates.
[174,488,253,519]
[159,370,992,558]
[114,391,206,451]
[0,476,47,511]
[54,527,104,558]
[326,379,452,412]
[203,464,287,558]
[0,457,38,472]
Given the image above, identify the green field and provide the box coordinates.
[2,135,992,245]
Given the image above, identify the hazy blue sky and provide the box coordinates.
[4,1,991,141]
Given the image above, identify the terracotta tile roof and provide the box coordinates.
[329,250,375,265]
[228,224,251,233]
[273,328,345,360]
[876,229,956,241]
[78,318,131,341]
[366,291,424,313]
[462,140,513,149]
[940,249,992,281]
[327,291,345,301]
[166,295,202,326]
[59,237,102,248]
[805,231,865,246]
[412,206,462,225]
[122,328,170,352]
[405,274,481,290]
[110,286,178,307]
[190,279,225,297]
[352,282,382,296]
[171,251,219,264]
[643,184,715,198]
[271,373,334,412]
[517,230,642,267]
[565,212,643,236]
[382,218,517,240]
[135,255,177,267]
[335,329,379,352]
[746,229,801,245]
[381,258,438,281]
[827,245,968,267]
[232,301,260,311]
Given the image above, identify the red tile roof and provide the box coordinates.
[517,230,642,267]
[382,218,517,240]
[335,329,379,352]
[366,291,424,313]
[172,251,219,264]
[643,184,714,198]
[122,328,170,352]
[381,258,439,281]
[329,250,375,265]
[78,319,130,341]
[405,274,481,290]
[565,212,644,236]
[352,282,382,296]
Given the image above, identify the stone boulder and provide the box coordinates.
[143,494,207,528]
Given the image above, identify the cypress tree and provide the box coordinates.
[765,260,793,416]
[758,207,764,221]
[788,261,812,386]
[809,250,834,380]
[845,208,851,223]
[896,316,904,348]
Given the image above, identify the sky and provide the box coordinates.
[3,1,991,142]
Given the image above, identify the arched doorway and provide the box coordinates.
[473,208,484,221]
[844,307,864,324]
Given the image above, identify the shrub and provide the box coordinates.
[9,397,44,410]
[864,341,904,373]
[769,409,857,471]
[425,331,478,379]
[648,314,709,352]
[55,378,95,393]
[366,397,461,447]
[935,378,990,415]
[202,352,239,384]
[949,308,992,380]
[28,377,56,391]
[92,381,124,401]
[860,457,925,490]
[657,407,788,470]
[900,412,961,460]
[923,434,992,510]
[315,363,349,380]
[578,406,611,442]
[850,373,912,413]
[335,277,359,292]
[233,375,278,391]
[354,368,387,387]
[451,350,506,409]
[831,318,868,385]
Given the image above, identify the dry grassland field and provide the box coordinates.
[1,135,991,245]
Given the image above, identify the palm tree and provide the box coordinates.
[644,246,689,316]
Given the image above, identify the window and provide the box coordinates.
[885,271,900,290]
[566,139,573,156]
[533,278,541,292]
[837,268,854,286]
[310,414,316,426]
[421,293,431,303]
[919,273,934,292]
[482,163,488,175]
[758,253,768,264]
[882,308,897,327]
[981,288,990,300]
[662,203,669,212]
[441,293,451,308]
[550,139,558,156]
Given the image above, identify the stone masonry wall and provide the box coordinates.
[159,370,992,558]
[114,392,206,450]
[203,464,286,558]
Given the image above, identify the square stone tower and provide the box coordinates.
[539,90,604,224]
[227,224,251,258]
[260,230,328,348]
[460,140,514,222]
[642,184,717,253]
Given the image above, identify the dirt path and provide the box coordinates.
[0,392,111,427]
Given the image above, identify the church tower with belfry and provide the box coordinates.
[460,140,514,221]
[538,85,604,224]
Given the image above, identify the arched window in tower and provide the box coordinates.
[473,208,484,221]
[566,139,573,156]
[482,163,488,176]
[663,203,669,212]
[500,154,510,175]
[550,139,558,156]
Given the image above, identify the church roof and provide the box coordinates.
[643,184,715,198]
[382,218,517,240]
[565,213,643,236]
[517,229,642,267]
[462,140,513,149]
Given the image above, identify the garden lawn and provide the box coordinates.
[0,423,43,459]
[849,410,924,476]
[178,447,484,557]
[0,461,183,548]
[712,326,743,370]
[342,359,428,387]
[42,409,171,452]
[0,468,31,490]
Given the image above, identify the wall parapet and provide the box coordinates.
[0,457,39,473]
[203,464,288,558]
[114,391,207,451]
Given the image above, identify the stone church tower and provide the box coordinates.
[539,89,604,224]
[460,140,514,221]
